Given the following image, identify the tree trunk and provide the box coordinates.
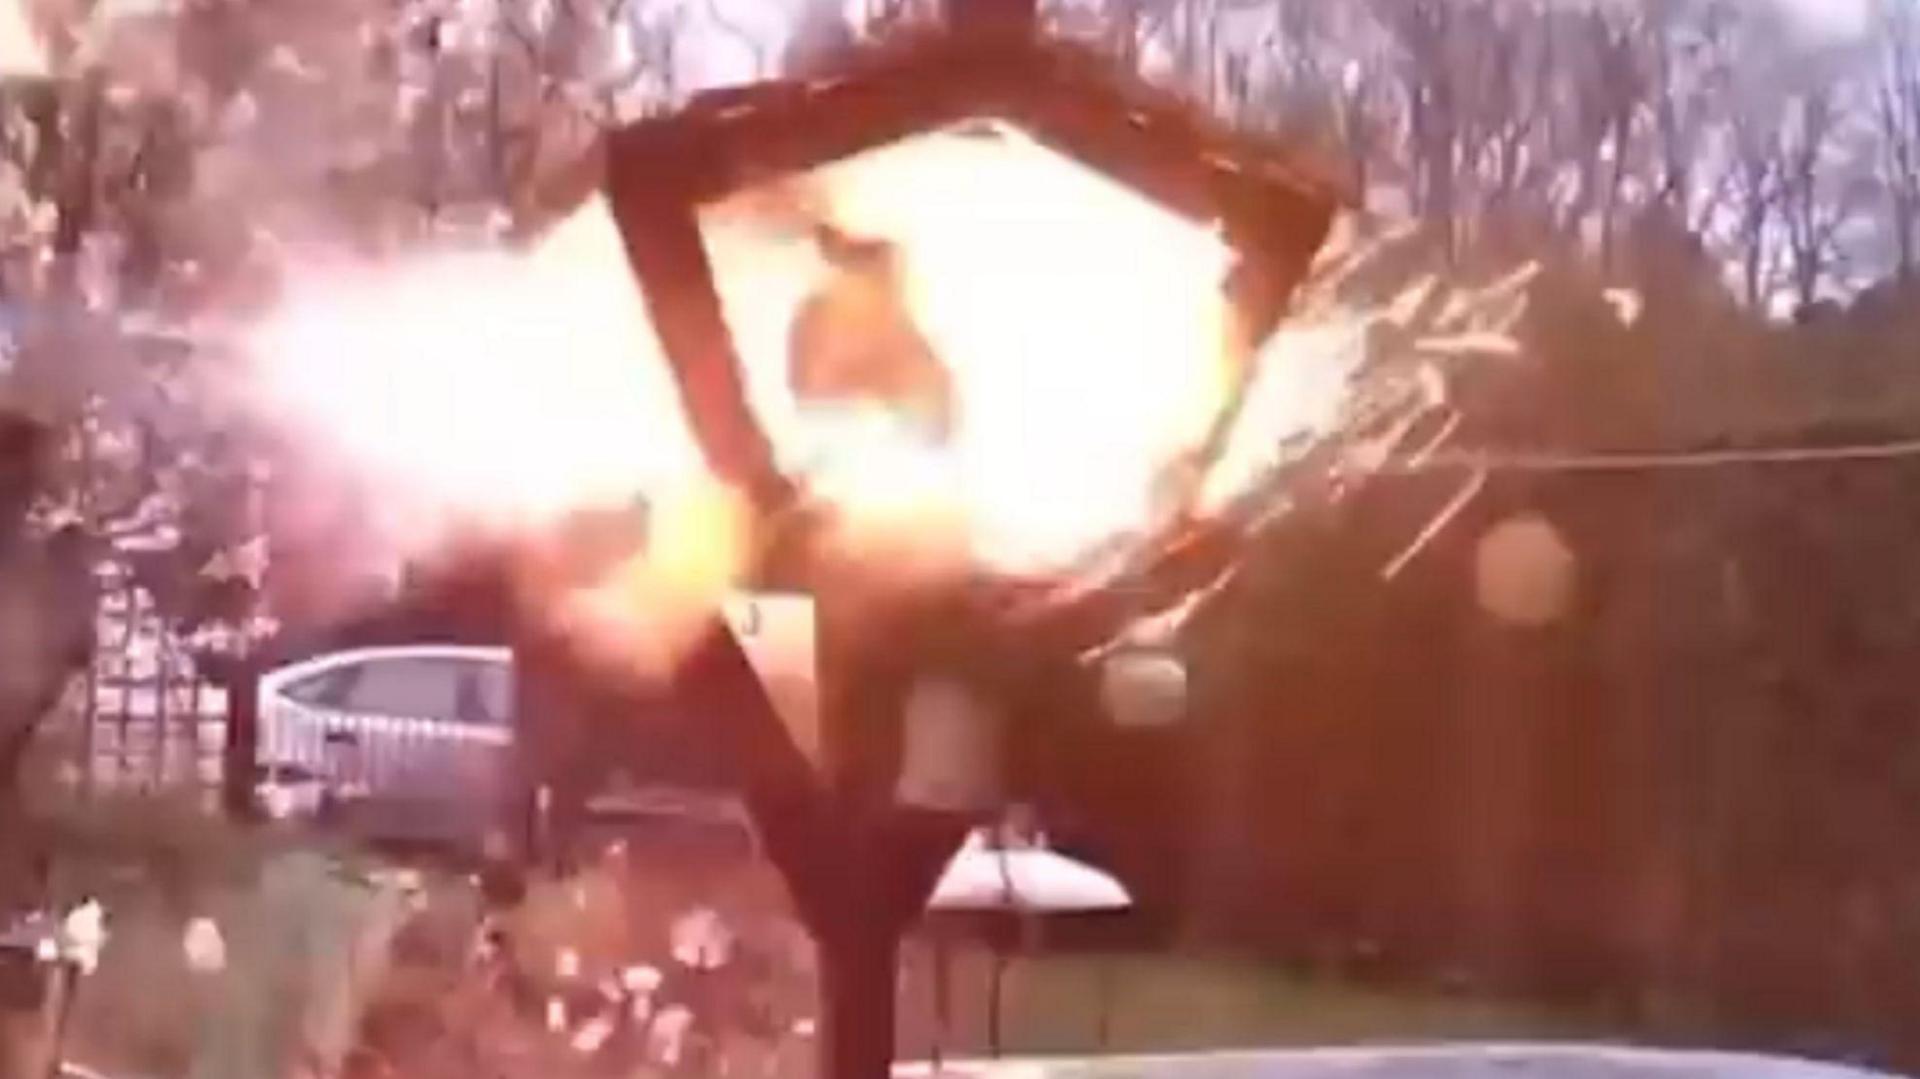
[0,723,42,913]
[219,656,260,819]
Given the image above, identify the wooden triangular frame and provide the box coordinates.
[600,26,1339,533]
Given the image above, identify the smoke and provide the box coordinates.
[0,0,44,75]
[243,197,705,547]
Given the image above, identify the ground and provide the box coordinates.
[18,788,1600,1078]
[895,1047,1895,1079]
[56,841,415,1079]
[892,949,1594,1062]
[41,824,1597,1078]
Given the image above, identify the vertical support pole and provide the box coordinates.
[819,917,903,1079]
[931,933,950,1070]
[219,655,259,820]
[987,949,1006,1058]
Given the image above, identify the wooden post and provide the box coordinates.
[605,136,967,1078]
[0,957,65,1079]
[218,655,260,820]
[671,615,966,1079]
[943,0,1036,42]
[820,914,905,1079]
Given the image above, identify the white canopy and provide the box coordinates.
[926,831,1132,913]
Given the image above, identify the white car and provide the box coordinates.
[254,597,809,850]
[254,644,515,844]
[253,643,767,858]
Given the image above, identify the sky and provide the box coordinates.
[1772,0,1871,42]
[0,0,1893,84]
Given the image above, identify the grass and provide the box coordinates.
[61,848,427,1079]
[894,945,1595,1062]
[33,815,1592,1078]
[23,798,408,1079]
[63,907,1590,1076]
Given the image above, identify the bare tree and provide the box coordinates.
[1454,3,1553,234]
[1641,0,1746,240]
[0,418,96,912]
[1373,0,1462,259]
[1230,1,1376,192]
[1777,84,1848,308]
[1089,0,1919,310]
[1872,0,1920,278]
[1690,5,1878,312]
[1578,5,1646,268]
[1725,103,1782,309]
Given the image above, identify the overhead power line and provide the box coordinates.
[1378,435,1920,476]
[1363,434,1920,580]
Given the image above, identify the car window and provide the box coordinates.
[278,653,510,725]
[280,665,361,709]
[336,657,467,722]
[461,658,513,727]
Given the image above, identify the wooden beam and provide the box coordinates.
[602,125,794,515]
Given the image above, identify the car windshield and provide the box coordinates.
[4,2,1919,1078]
[280,655,510,726]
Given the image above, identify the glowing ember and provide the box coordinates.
[1200,318,1370,512]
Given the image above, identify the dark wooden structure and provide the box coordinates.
[603,15,1335,526]
[589,5,1338,1076]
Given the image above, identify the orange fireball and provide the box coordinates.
[245,121,1346,672]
